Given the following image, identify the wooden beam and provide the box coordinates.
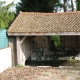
[20,36,27,44]
[16,36,21,65]
[8,32,80,36]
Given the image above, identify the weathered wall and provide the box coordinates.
[0,47,12,73]
[61,36,77,47]
[21,37,34,65]
[61,36,80,54]
[9,36,34,66]
[33,36,49,52]
[9,37,17,66]
[77,36,80,55]
[8,36,80,66]
[31,36,50,60]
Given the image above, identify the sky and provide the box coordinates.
[58,0,76,12]
[0,0,20,4]
[0,0,20,12]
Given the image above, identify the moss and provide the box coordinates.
[16,65,24,68]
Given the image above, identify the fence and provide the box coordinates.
[0,29,8,49]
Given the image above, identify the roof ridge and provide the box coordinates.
[19,11,80,15]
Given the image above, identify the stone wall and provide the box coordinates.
[0,47,12,72]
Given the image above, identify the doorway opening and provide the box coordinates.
[25,36,80,67]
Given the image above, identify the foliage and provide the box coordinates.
[16,65,24,68]
[16,0,64,14]
[50,36,61,52]
[61,0,75,12]
[77,0,80,11]
[50,36,61,47]
[0,1,15,29]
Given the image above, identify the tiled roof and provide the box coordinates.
[8,11,80,35]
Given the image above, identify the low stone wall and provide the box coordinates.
[0,47,12,73]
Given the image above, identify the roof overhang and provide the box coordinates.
[8,12,80,36]
[8,32,80,36]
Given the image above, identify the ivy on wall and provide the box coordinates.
[50,36,61,51]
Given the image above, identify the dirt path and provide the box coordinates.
[0,66,80,80]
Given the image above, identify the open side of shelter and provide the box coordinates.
[8,11,80,66]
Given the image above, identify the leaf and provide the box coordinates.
[0,1,15,29]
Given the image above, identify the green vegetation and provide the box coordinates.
[0,1,15,29]
[77,0,80,11]
[50,36,60,47]
[16,0,63,14]
[16,65,24,68]
[50,36,61,52]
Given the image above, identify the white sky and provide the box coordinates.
[0,0,20,4]
[0,0,20,12]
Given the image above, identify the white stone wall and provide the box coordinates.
[0,47,12,73]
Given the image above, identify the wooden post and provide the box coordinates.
[78,36,80,60]
[20,36,27,44]
[16,36,21,65]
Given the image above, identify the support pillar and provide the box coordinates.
[78,36,80,60]
[16,36,21,65]
[16,36,27,66]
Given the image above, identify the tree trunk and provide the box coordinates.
[63,0,67,12]
[71,0,74,11]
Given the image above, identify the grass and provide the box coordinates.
[16,65,24,68]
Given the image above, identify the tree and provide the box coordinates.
[63,0,67,12]
[77,0,80,11]
[61,0,75,12]
[16,0,62,14]
[0,1,15,29]
[71,0,74,11]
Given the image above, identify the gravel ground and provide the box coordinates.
[0,66,80,80]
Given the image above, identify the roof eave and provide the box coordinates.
[8,32,80,36]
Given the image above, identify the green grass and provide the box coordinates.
[16,65,24,68]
